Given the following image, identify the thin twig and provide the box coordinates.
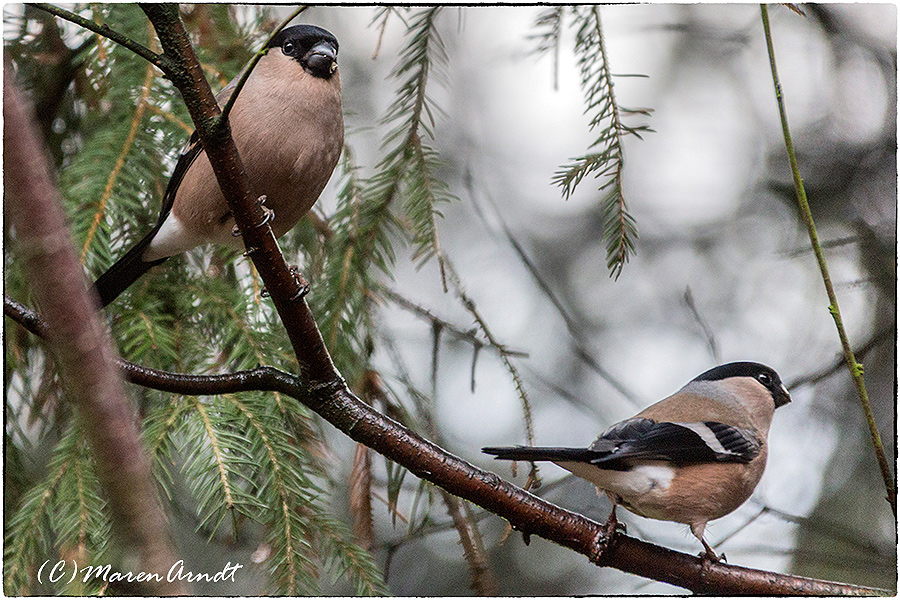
[683,287,720,362]
[760,3,895,515]
[464,173,640,406]
[219,6,307,123]
[378,286,529,358]
[747,497,894,557]
[30,3,169,72]
[786,329,893,390]
[442,255,538,449]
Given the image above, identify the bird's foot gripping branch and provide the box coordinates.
[8,5,888,596]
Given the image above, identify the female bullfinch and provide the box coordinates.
[484,361,791,559]
[93,25,343,307]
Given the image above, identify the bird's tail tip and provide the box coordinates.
[482,446,511,457]
[482,446,536,461]
[482,445,590,462]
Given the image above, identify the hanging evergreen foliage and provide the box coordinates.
[4,5,644,595]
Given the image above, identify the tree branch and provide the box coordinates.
[5,294,885,595]
[30,3,170,73]
[26,5,886,594]
[3,65,185,595]
[5,295,300,396]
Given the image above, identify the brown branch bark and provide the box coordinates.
[4,297,885,596]
[16,5,885,595]
[3,65,185,595]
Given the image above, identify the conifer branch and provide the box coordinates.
[531,6,565,89]
[4,437,72,592]
[31,3,170,72]
[219,6,308,123]
[194,400,237,512]
[441,490,499,595]
[228,396,302,594]
[80,56,157,263]
[553,6,649,279]
[373,7,454,286]
[4,69,184,594]
[145,103,194,135]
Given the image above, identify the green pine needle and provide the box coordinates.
[550,6,650,280]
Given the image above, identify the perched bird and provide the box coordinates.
[93,24,343,307]
[483,362,791,559]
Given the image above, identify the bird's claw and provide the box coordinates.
[589,506,623,565]
[603,505,625,537]
[289,265,310,302]
[290,283,310,302]
[230,196,274,237]
[254,267,309,301]
[510,523,531,546]
[699,540,725,563]
[256,205,275,229]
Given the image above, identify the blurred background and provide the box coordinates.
[311,4,896,594]
[5,3,896,595]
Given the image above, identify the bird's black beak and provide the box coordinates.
[775,383,791,408]
[303,41,338,78]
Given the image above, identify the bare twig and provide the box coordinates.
[760,4,895,515]
[683,287,720,362]
[379,286,529,358]
[464,174,640,406]
[6,298,886,594]
[219,6,307,123]
[441,255,538,456]
[20,5,886,594]
[786,329,893,390]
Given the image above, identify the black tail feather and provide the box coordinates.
[482,446,601,463]
[93,231,167,307]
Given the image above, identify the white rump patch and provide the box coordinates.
[556,461,675,497]
[144,214,201,261]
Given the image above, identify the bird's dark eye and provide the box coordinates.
[282,41,295,55]
[757,372,771,385]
